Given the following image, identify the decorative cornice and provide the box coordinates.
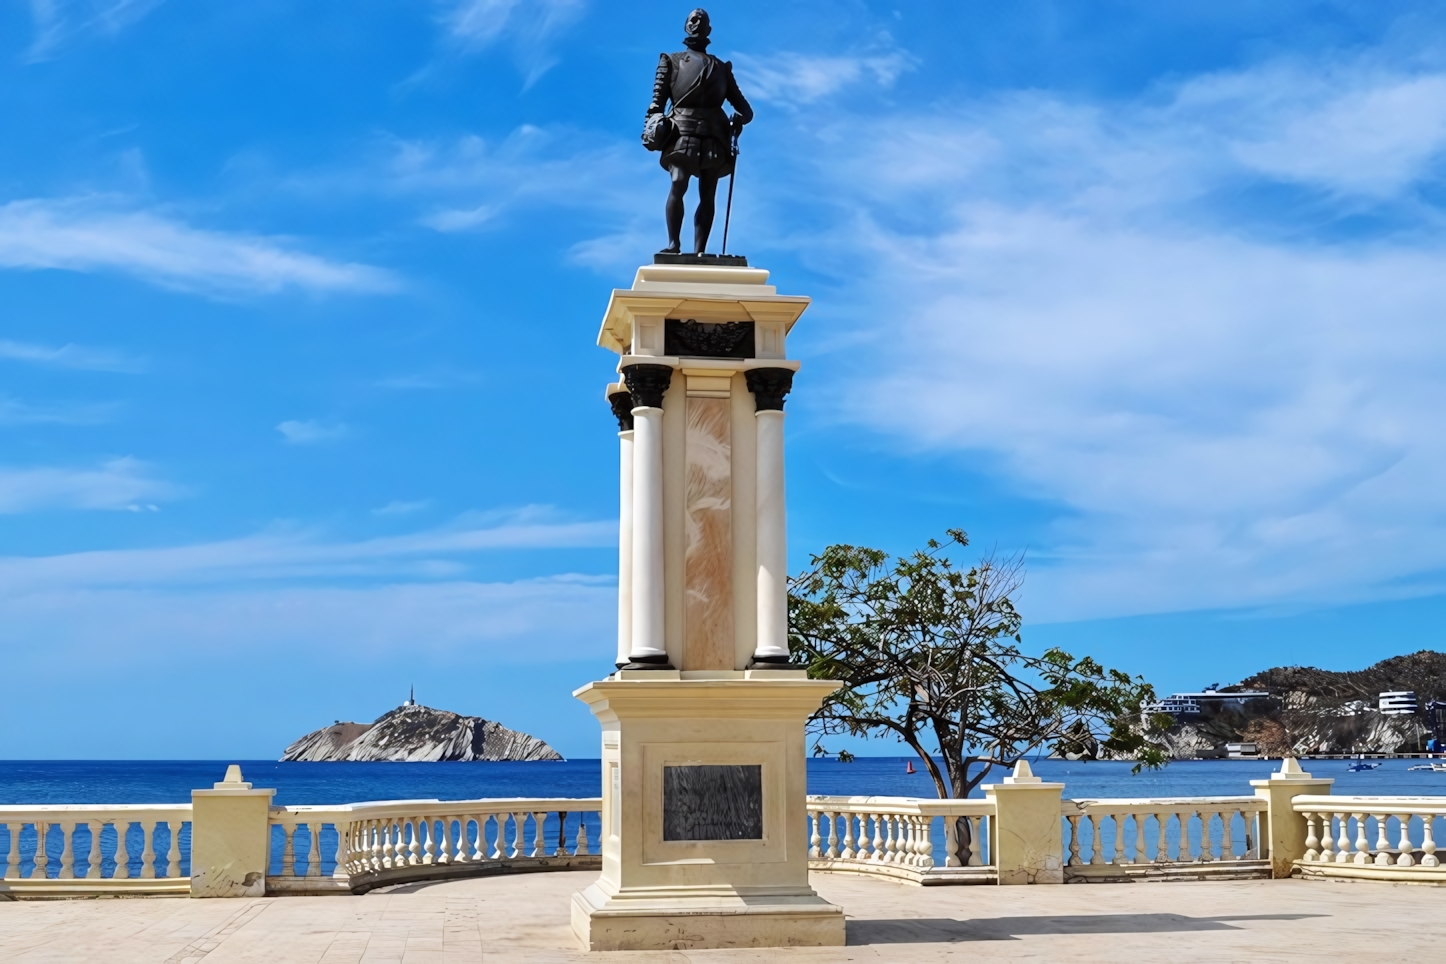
[745,367,794,412]
[622,364,674,409]
[664,319,755,359]
[608,391,635,431]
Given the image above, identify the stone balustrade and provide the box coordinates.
[267,798,603,894]
[1293,795,1446,882]
[0,805,191,898]
[806,795,995,884]
[1062,796,1270,881]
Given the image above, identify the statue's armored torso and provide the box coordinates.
[649,48,753,177]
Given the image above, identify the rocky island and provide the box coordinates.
[281,692,562,762]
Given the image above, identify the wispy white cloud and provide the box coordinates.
[788,49,1446,622]
[0,197,396,297]
[0,339,144,372]
[439,0,587,85]
[373,499,431,516]
[0,396,116,425]
[734,50,914,107]
[276,419,351,445]
[25,0,163,62]
[0,457,180,513]
[0,507,614,591]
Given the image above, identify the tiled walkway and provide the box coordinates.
[0,871,1438,963]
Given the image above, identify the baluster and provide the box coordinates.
[1132,812,1146,864]
[807,812,820,858]
[1339,811,1356,864]
[943,814,961,868]
[307,822,323,877]
[1371,813,1390,866]
[139,820,157,879]
[1221,810,1236,861]
[916,815,935,869]
[575,814,590,856]
[1088,814,1104,865]
[466,816,482,861]
[555,812,569,857]
[1395,814,1414,867]
[84,821,101,879]
[842,812,857,860]
[870,814,884,861]
[827,812,841,859]
[58,821,76,879]
[408,818,422,865]
[490,814,504,859]
[1304,812,1321,862]
[1154,813,1169,863]
[4,823,19,879]
[431,819,446,865]
[1319,813,1335,862]
[511,813,525,858]
[532,812,546,857]
[112,821,130,879]
[1113,815,1126,865]
[1198,810,1214,863]
[380,819,395,869]
[421,819,436,865]
[889,815,905,863]
[1177,811,1192,862]
[1422,816,1439,867]
[899,815,914,865]
[1066,815,1082,867]
[334,822,350,878]
[281,822,297,877]
[33,822,49,878]
[970,815,987,866]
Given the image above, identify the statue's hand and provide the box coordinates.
[729,113,745,136]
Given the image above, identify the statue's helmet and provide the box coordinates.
[685,8,712,40]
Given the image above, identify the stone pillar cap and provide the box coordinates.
[216,763,251,790]
[1003,760,1041,784]
[193,763,275,798]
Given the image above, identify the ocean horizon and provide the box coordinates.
[3,756,1442,805]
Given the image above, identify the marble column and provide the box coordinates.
[622,364,674,668]
[745,368,795,666]
[609,389,635,669]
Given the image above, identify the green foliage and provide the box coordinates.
[789,529,1169,798]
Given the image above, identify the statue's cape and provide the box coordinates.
[670,50,720,108]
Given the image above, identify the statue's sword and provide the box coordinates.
[721,128,740,255]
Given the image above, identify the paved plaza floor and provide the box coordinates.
[0,871,1438,963]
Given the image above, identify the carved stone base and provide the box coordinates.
[571,883,845,952]
[653,252,748,267]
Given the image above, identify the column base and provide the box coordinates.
[746,656,807,670]
[570,883,845,952]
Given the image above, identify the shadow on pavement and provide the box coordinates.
[848,913,1327,944]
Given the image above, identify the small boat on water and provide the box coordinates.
[1347,755,1382,771]
[905,761,916,774]
[1407,762,1446,772]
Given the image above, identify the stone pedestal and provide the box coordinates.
[982,761,1066,885]
[1251,757,1334,878]
[190,765,275,898]
[571,675,845,951]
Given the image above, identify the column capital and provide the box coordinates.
[608,390,635,431]
[745,367,794,412]
[622,364,674,409]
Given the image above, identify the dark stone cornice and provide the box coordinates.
[622,364,674,409]
[608,391,635,432]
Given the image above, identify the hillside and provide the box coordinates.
[281,702,563,763]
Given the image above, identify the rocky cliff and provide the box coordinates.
[281,703,563,762]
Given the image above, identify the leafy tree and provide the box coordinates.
[789,529,1169,799]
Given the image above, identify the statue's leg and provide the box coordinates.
[663,167,690,254]
[693,174,719,255]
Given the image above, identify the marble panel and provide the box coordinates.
[684,396,733,670]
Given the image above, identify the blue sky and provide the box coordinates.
[4,1,1446,760]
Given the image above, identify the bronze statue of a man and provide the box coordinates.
[643,9,753,256]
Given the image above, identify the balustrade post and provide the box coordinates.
[1153,812,1169,863]
[113,821,130,879]
[5,823,19,879]
[1422,816,1439,867]
[984,761,1064,885]
[140,820,157,879]
[33,822,48,879]
[1088,815,1104,866]
[1319,813,1335,862]
[556,812,569,857]
[1132,814,1146,865]
[1303,811,1321,862]
[1065,816,1082,867]
[1251,758,1335,878]
[58,821,76,879]
[915,815,935,869]
[842,813,857,860]
[189,764,276,897]
[1220,810,1236,861]
[307,822,323,877]
[281,823,297,877]
[969,815,986,867]
[943,815,961,868]
[1372,814,1391,866]
[575,814,590,856]
[85,821,102,879]
[167,821,183,878]
[1198,811,1214,863]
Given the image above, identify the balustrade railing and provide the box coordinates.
[267,798,602,894]
[806,795,995,884]
[0,805,191,896]
[1294,795,1446,880]
[1062,797,1268,879]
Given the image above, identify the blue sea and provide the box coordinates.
[2,755,1441,804]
